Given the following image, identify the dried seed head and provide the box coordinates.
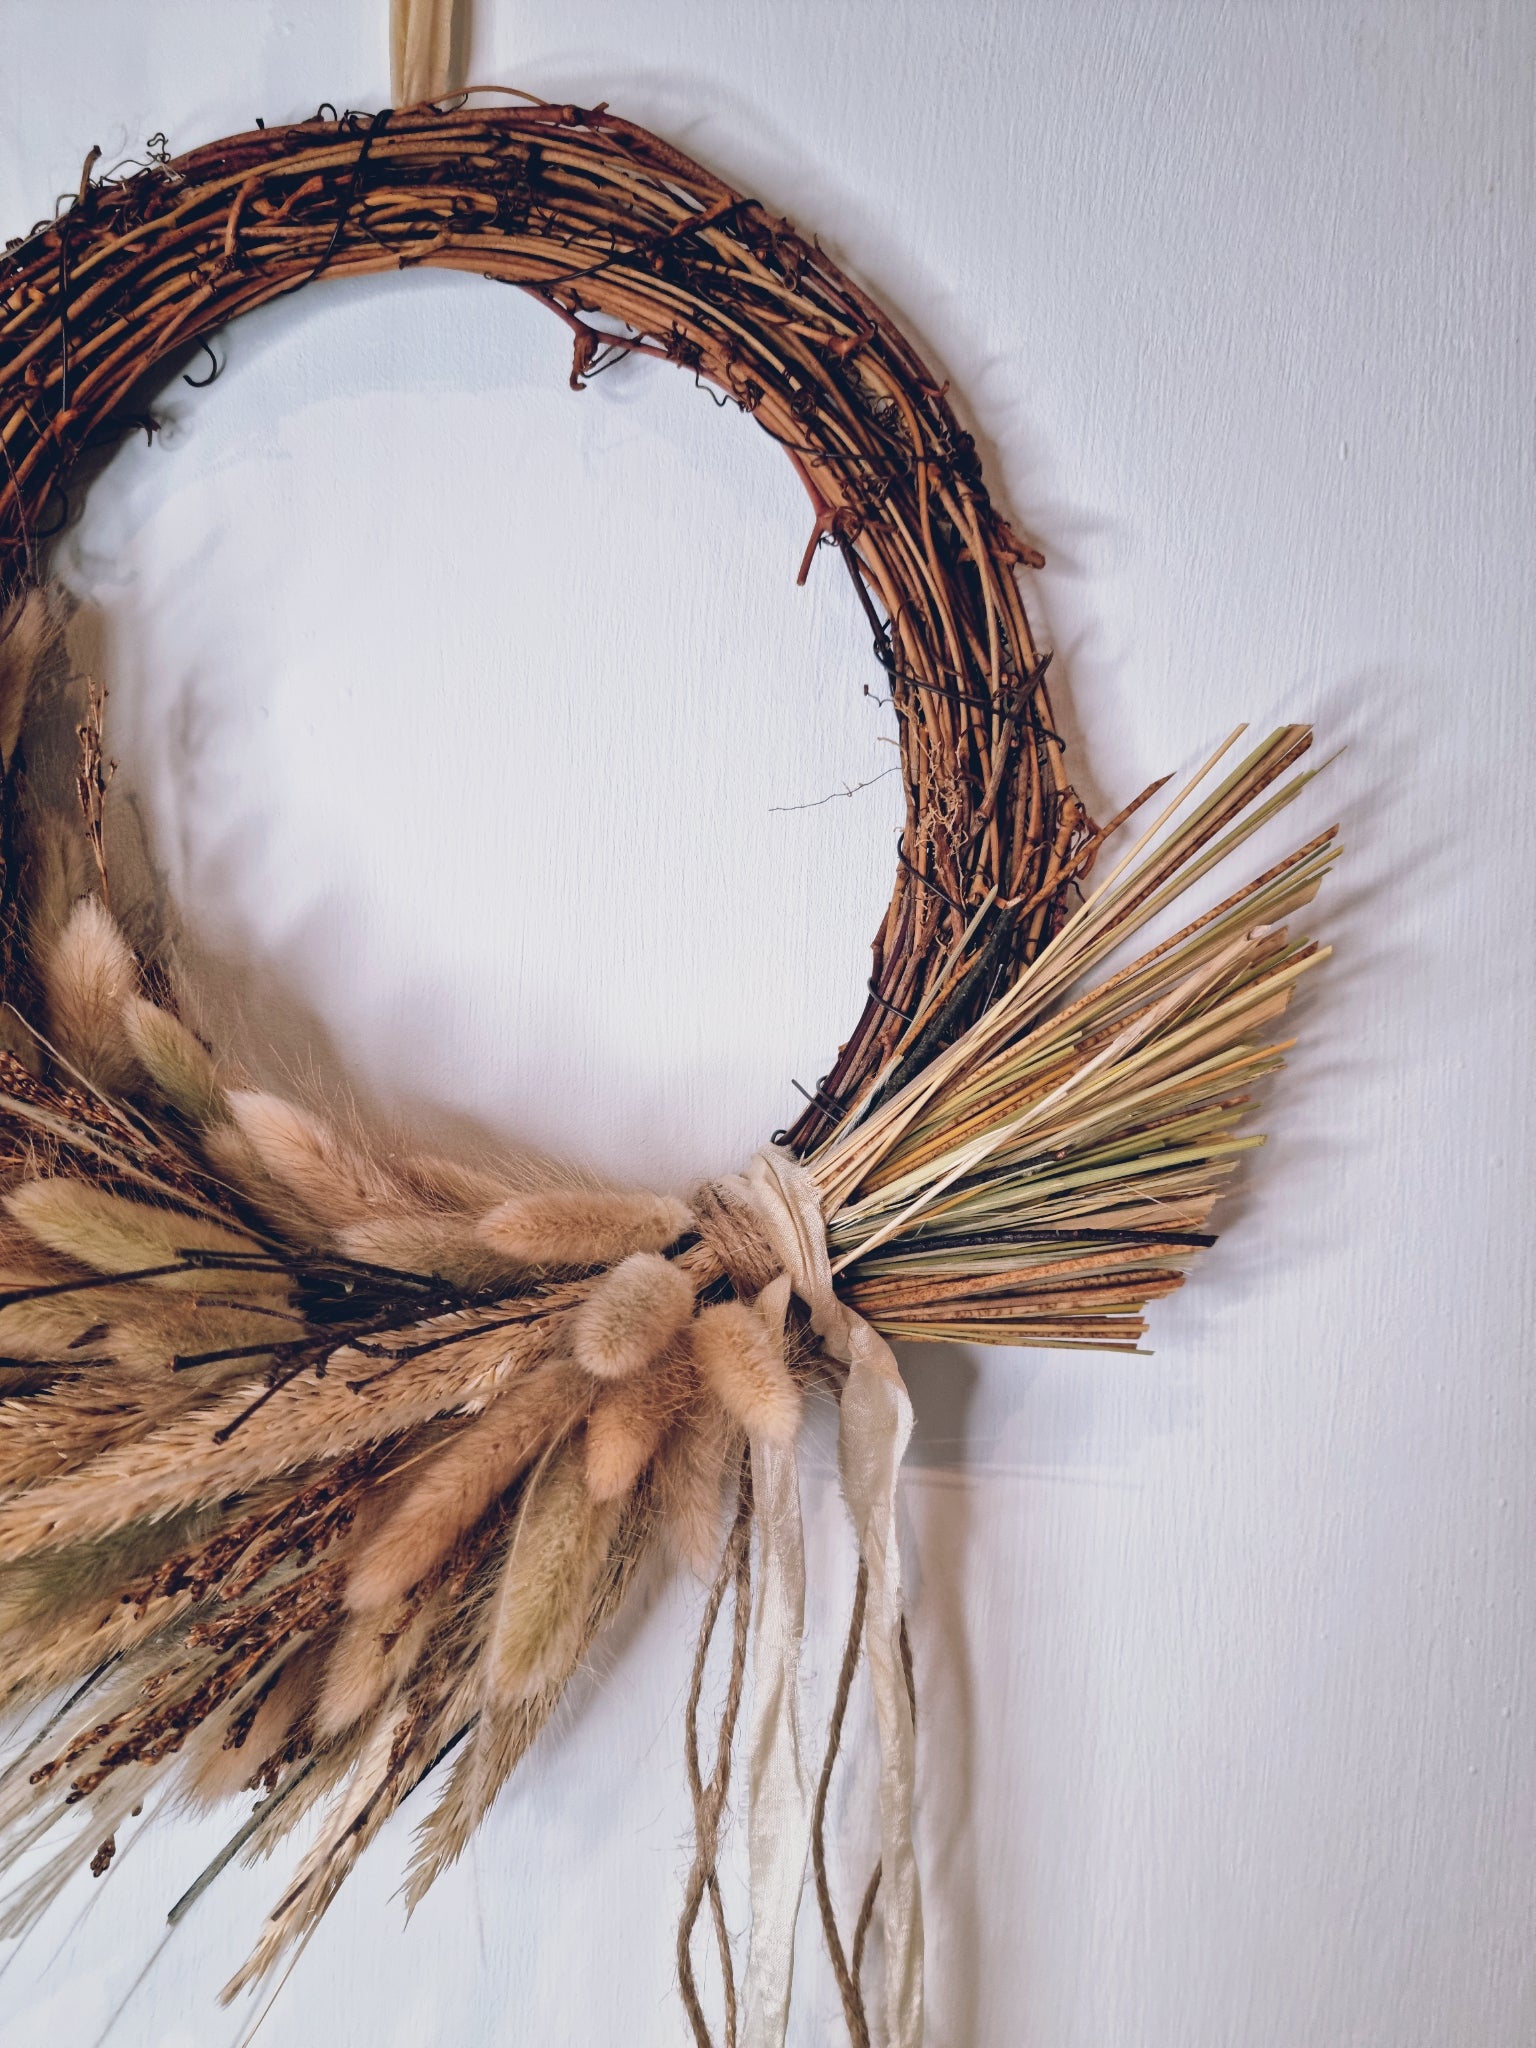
[0,584,62,770]
[655,1396,744,1577]
[226,1091,395,1231]
[337,1214,522,1293]
[392,1151,521,1216]
[345,1370,584,1616]
[476,1187,691,1269]
[5,1177,261,1280]
[184,1643,324,1807]
[691,1297,802,1446]
[584,1348,692,1501]
[484,1446,621,1706]
[570,1251,694,1381]
[25,810,93,960]
[42,896,137,1090]
[584,1395,657,1502]
[123,998,228,1127]
[315,1595,439,1742]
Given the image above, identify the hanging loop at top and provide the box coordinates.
[391,0,461,106]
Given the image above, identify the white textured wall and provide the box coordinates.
[1,4,1533,2044]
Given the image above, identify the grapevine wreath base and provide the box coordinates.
[0,95,1334,2046]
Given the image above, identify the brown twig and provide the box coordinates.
[0,99,1088,1138]
[74,674,114,910]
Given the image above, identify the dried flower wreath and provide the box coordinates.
[0,95,1334,2045]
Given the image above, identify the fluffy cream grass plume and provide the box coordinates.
[655,1395,743,1576]
[691,1281,802,1445]
[4,1177,272,1288]
[345,1365,588,1616]
[477,1185,690,1268]
[0,1307,554,1561]
[485,1445,623,1704]
[22,810,92,961]
[336,1213,525,1294]
[0,584,60,771]
[225,1089,398,1231]
[0,1273,145,1358]
[40,896,138,1091]
[197,1119,333,1250]
[316,1589,443,1741]
[570,1249,695,1380]
[123,996,229,1127]
[585,1345,693,1501]
[396,1155,510,1213]
[217,1095,540,1271]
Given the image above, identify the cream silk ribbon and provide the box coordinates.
[733,1147,925,2048]
[390,0,457,107]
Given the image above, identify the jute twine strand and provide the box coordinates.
[679,1451,755,2048]
[812,1558,878,2046]
[810,1575,919,2045]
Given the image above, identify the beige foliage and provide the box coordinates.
[477,1186,691,1268]
[570,1249,695,1380]
[691,1296,802,1445]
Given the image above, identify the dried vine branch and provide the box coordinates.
[0,96,1088,1145]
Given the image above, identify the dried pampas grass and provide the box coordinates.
[586,1346,693,1500]
[123,997,227,1126]
[345,1369,587,1616]
[0,586,60,771]
[40,896,137,1091]
[484,1444,623,1704]
[4,1178,266,1281]
[226,1090,398,1230]
[656,1400,744,1577]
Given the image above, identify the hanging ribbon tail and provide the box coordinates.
[390,0,459,107]
[837,1315,923,2048]
[740,1407,814,2048]
[743,1147,926,2048]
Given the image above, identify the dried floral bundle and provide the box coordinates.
[0,95,1335,2040]
[0,609,1331,2001]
